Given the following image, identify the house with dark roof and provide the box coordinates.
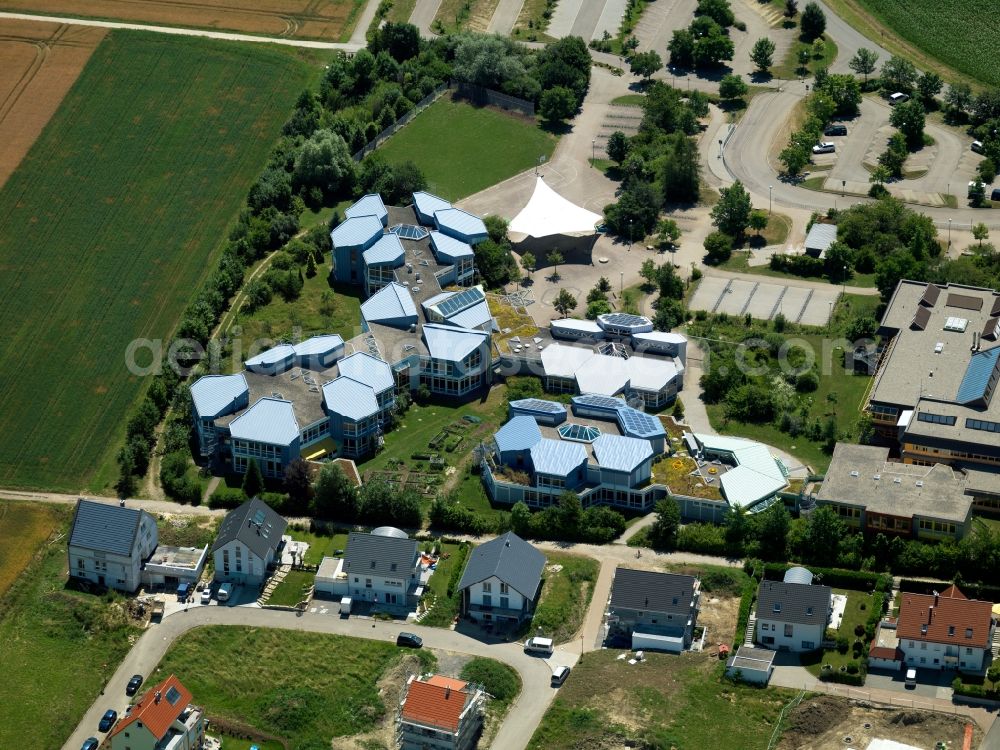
[896,585,994,672]
[341,528,422,613]
[608,568,701,652]
[456,532,545,626]
[68,499,158,593]
[110,674,204,750]
[211,497,287,587]
[397,674,485,750]
[755,577,832,652]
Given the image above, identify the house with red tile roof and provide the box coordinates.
[110,674,204,750]
[895,585,994,672]
[397,674,485,750]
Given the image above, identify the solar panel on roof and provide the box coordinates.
[253,508,267,525]
[165,686,182,705]
[573,394,625,409]
[437,287,485,317]
[617,408,663,437]
[512,399,564,413]
[603,313,650,326]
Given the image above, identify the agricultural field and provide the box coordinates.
[0,31,319,492]
[824,0,999,86]
[158,626,435,748]
[0,0,366,42]
[0,20,105,188]
[376,95,558,201]
[0,499,64,596]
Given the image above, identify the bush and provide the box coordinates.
[459,658,521,702]
[733,572,759,649]
[795,370,819,392]
[836,635,849,654]
[761,563,881,591]
[208,486,247,509]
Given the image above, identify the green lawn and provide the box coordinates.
[376,95,558,200]
[773,36,838,79]
[803,588,874,676]
[611,94,646,106]
[528,651,790,749]
[453,468,505,522]
[421,542,471,627]
[288,529,350,566]
[0,510,142,749]
[267,569,317,607]
[528,551,600,644]
[0,31,319,492]
[158,626,434,748]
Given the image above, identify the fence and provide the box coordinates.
[351,83,449,161]
[766,689,806,750]
[451,81,536,116]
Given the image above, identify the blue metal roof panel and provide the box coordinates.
[246,344,295,367]
[422,323,488,361]
[434,208,488,241]
[229,398,299,445]
[447,300,493,330]
[362,234,405,265]
[592,433,653,472]
[361,282,417,324]
[338,351,394,393]
[509,398,567,415]
[495,415,543,453]
[345,193,387,222]
[412,191,451,219]
[429,230,474,261]
[322,376,380,421]
[530,438,587,476]
[292,334,344,357]
[571,394,627,414]
[331,215,383,248]
[956,346,1000,403]
[190,373,248,418]
[616,406,667,440]
[70,499,145,555]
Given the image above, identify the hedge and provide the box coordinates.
[761,563,890,592]
[900,578,1000,603]
[820,668,866,686]
[733,573,760,649]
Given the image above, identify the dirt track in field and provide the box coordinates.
[0,19,105,188]
[0,0,360,40]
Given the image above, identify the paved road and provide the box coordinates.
[487,0,524,35]
[61,605,577,750]
[0,11,364,49]
[350,0,381,46]
[0,488,226,516]
[409,0,444,36]
[812,0,891,75]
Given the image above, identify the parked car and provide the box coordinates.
[176,582,191,602]
[217,582,233,602]
[200,587,212,605]
[551,665,571,686]
[889,92,909,105]
[992,188,1000,202]
[125,674,143,696]
[812,142,836,154]
[824,124,847,136]
[396,632,423,648]
[969,180,987,197]
[972,140,985,154]
[81,739,99,750]
[98,709,118,732]
[524,637,554,656]
[905,668,917,688]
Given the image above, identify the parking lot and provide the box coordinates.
[689,275,841,325]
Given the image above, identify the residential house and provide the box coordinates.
[608,568,701,652]
[342,527,422,613]
[109,674,204,750]
[68,499,158,593]
[211,497,287,587]
[456,532,545,626]
[755,575,832,652]
[397,674,485,750]
[896,585,994,671]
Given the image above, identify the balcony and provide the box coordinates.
[468,602,524,617]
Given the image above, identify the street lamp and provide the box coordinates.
[592,139,596,163]
[768,185,773,214]
[948,218,952,246]
[841,180,846,197]
[843,264,847,293]
[628,221,633,252]
[620,271,624,297]
[718,138,723,160]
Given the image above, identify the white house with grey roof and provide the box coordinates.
[456,532,545,626]
[68,499,158,592]
[340,527,423,613]
[608,568,701,652]
[211,497,287,587]
[755,575,832,652]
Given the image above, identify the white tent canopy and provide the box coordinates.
[509,177,602,239]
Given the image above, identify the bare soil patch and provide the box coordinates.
[777,695,978,750]
[0,0,363,40]
[698,594,740,645]
[0,19,105,188]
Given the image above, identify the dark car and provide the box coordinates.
[98,709,118,732]
[396,632,423,648]
[824,124,847,136]
[81,739,99,750]
[992,187,1000,202]
[126,674,143,696]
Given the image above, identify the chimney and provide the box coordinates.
[934,590,940,605]
[445,687,451,699]
[155,691,161,704]
[119,498,125,508]
[928,605,934,623]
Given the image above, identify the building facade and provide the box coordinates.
[397,674,485,750]
[755,578,832,652]
[68,499,158,593]
[342,528,423,613]
[211,497,287,587]
[608,568,701,652]
[110,675,204,750]
[896,585,994,671]
[456,532,545,626]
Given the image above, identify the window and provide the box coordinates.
[483,594,492,606]
[917,412,956,426]
[802,641,814,649]
[966,418,1000,433]
[967,647,973,655]
[949,626,955,636]
[500,597,509,609]
[921,642,927,650]
[806,607,813,615]
[784,624,793,637]
[966,628,974,638]
[77,558,84,569]
[500,582,509,594]
[483,582,492,593]
[773,603,782,613]
[370,561,376,569]
[390,563,397,572]
[365,578,372,588]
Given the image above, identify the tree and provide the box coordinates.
[520,251,536,281]
[657,218,682,248]
[945,82,974,118]
[586,299,612,319]
[598,276,613,293]
[293,129,355,198]
[704,231,734,264]
[283,458,313,511]
[750,37,776,73]
[668,28,695,69]
[825,241,854,279]
[305,253,317,278]
[816,73,862,117]
[553,288,577,316]
[803,506,846,565]
[779,144,810,176]
[719,74,748,101]
[696,0,735,26]
[890,98,926,149]
[510,501,532,537]
[800,2,826,40]
[539,85,577,123]
[629,50,663,81]
[973,223,990,247]
[755,504,790,561]
[784,0,798,16]
[693,25,734,68]
[711,180,753,239]
[606,131,629,164]
[724,505,751,555]
[797,48,811,70]
[917,72,943,105]
[639,258,658,288]
[848,47,879,85]
[661,133,701,203]
[749,210,768,236]
[242,458,264,498]
[604,181,661,236]
[474,239,517,288]
[880,55,918,93]
[547,250,564,279]
[649,499,682,549]
[311,462,358,520]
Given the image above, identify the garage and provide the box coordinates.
[631,630,685,653]
[725,646,776,684]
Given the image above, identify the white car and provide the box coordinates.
[200,587,212,605]
[812,142,836,154]
[972,140,985,154]
[889,92,909,106]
